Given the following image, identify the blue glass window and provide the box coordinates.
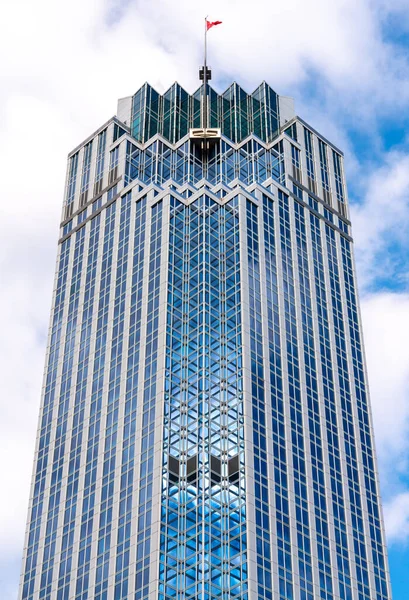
[66,152,79,218]
[80,141,93,197]
[95,129,107,186]
[304,128,316,193]
[318,140,331,204]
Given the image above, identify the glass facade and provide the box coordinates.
[131,82,279,144]
[124,138,284,189]
[160,195,246,599]
[19,81,391,600]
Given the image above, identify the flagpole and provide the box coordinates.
[203,16,208,129]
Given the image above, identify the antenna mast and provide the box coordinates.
[204,16,208,129]
[199,16,212,129]
[191,18,221,149]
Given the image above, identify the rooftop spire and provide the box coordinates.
[199,17,222,128]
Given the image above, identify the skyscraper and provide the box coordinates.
[19,78,392,600]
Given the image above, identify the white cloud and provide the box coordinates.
[353,153,409,544]
[2,0,409,597]
[361,293,409,472]
[351,152,409,289]
[384,492,409,543]
[351,146,409,541]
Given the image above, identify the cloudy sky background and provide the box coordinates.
[2,0,409,597]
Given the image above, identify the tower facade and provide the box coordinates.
[20,81,391,600]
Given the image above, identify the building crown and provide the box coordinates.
[118,81,295,145]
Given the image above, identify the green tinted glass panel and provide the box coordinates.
[131,81,280,144]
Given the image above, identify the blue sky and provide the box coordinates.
[1,0,409,597]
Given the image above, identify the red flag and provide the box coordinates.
[206,20,222,31]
